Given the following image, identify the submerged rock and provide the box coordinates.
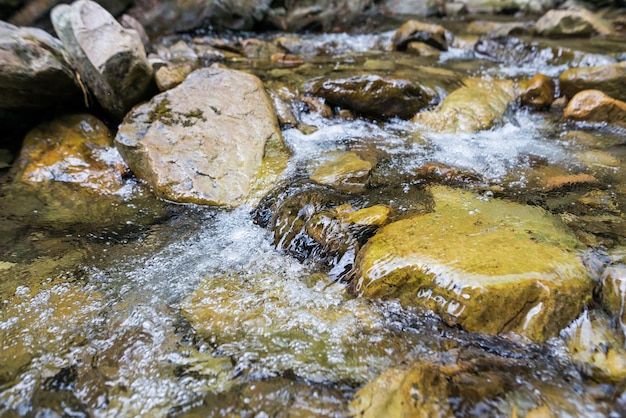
[51,0,153,119]
[0,21,81,111]
[351,186,593,342]
[535,7,614,37]
[115,66,288,207]
[559,61,626,102]
[308,74,434,120]
[310,152,372,193]
[564,89,626,127]
[412,78,515,133]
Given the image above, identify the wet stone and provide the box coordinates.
[535,7,614,37]
[562,310,626,384]
[559,61,626,102]
[307,74,434,120]
[310,151,372,193]
[412,78,515,133]
[351,185,594,342]
[601,262,626,338]
[518,73,555,110]
[564,89,626,127]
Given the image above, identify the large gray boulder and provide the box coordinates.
[115,66,288,207]
[51,0,153,119]
[0,21,80,110]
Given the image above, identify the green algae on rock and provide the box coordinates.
[559,61,626,102]
[412,78,515,133]
[351,186,593,342]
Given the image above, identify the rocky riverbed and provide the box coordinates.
[2,0,626,416]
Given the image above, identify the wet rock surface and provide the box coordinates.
[3,3,626,417]
[351,186,593,342]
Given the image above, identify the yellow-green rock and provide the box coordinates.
[352,186,593,342]
[412,78,515,133]
[310,152,372,193]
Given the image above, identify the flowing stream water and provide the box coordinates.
[2,19,626,417]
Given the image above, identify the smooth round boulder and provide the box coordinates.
[564,89,626,127]
[535,7,613,37]
[518,73,555,110]
[351,186,593,342]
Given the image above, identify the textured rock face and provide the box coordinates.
[51,0,153,119]
[351,186,594,342]
[115,66,287,207]
[308,75,434,120]
[559,62,626,102]
[412,78,515,133]
[0,21,80,110]
[564,89,626,127]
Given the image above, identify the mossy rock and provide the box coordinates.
[351,186,593,342]
[412,78,515,133]
[310,151,372,193]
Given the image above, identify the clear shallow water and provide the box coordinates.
[2,19,626,417]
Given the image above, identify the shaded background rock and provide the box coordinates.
[51,0,153,119]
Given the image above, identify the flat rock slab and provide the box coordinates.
[351,186,593,342]
[115,66,287,207]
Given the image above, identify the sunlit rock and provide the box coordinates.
[391,20,449,52]
[562,310,626,383]
[307,74,434,120]
[0,21,81,112]
[351,186,593,342]
[51,0,153,119]
[535,7,613,37]
[115,66,288,207]
[412,78,515,133]
[310,152,372,193]
[559,61,626,102]
[518,74,555,110]
[564,90,626,127]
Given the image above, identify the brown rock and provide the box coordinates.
[392,19,448,51]
[559,61,626,102]
[518,74,555,110]
[535,7,613,37]
[564,89,626,127]
[154,63,193,91]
